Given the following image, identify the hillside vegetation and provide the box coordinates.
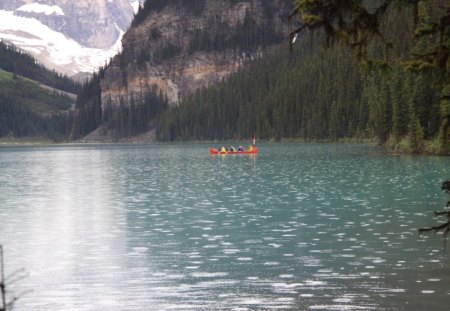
[70,68,169,141]
[0,41,81,140]
[155,6,443,154]
[0,41,81,94]
[0,68,74,140]
[3,1,445,153]
[71,0,292,140]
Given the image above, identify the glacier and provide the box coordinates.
[0,0,146,77]
[0,9,123,76]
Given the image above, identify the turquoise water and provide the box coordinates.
[0,144,449,310]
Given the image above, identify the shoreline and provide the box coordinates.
[0,136,380,147]
[1,137,447,156]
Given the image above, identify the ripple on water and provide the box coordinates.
[223,248,240,254]
[202,244,219,248]
[309,304,377,310]
[191,272,229,278]
[2,144,450,311]
[264,261,280,266]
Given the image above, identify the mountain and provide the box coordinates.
[69,0,293,139]
[101,0,291,107]
[0,0,144,77]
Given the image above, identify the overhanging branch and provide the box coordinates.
[418,180,450,238]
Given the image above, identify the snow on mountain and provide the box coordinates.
[0,9,122,76]
[0,0,140,77]
[17,3,64,16]
[130,0,141,14]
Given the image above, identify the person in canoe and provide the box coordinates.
[220,146,227,153]
[248,145,254,152]
[230,146,236,152]
[238,146,244,152]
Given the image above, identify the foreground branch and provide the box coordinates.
[418,219,450,235]
[418,180,450,238]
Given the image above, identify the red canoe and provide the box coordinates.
[210,147,258,155]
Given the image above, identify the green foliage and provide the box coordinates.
[437,91,450,154]
[155,8,442,147]
[291,0,393,59]
[0,41,77,140]
[70,70,104,139]
[408,111,424,153]
[290,0,450,153]
[0,69,74,140]
[0,41,81,94]
[70,63,169,140]
[156,41,368,142]
[187,11,284,55]
[424,136,442,154]
[102,90,168,140]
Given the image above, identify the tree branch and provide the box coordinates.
[418,180,450,237]
[419,219,450,234]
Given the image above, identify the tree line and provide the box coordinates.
[1,0,446,153]
[0,41,81,94]
[0,70,74,140]
[155,6,444,154]
[287,0,449,154]
[101,91,168,141]
[70,67,169,140]
[0,41,80,140]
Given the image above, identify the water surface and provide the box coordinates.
[0,144,449,310]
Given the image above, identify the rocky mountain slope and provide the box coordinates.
[100,0,292,109]
[0,0,144,76]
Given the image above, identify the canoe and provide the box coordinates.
[210,147,258,155]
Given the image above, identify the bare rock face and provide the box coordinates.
[101,0,290,108]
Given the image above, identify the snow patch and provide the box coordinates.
[17,3,64,16]
[0,10,122,75]
[130,1,141,14]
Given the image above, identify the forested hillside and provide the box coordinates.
[0,42,80,140]
[7,0,444,152]
[71,0,291,141]
[155,6,443,153]
[0,41,81,94]
[0,69,74,140]
[70,67,168,141]
[130,0,286,61]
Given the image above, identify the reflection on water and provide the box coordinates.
[0,144,449,310]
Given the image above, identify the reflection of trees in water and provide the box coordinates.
[419,181,450,238]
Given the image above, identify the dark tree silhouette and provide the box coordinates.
[0,245,30,311]
[419,181,450,237]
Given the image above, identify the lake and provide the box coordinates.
[0,143,449,310]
